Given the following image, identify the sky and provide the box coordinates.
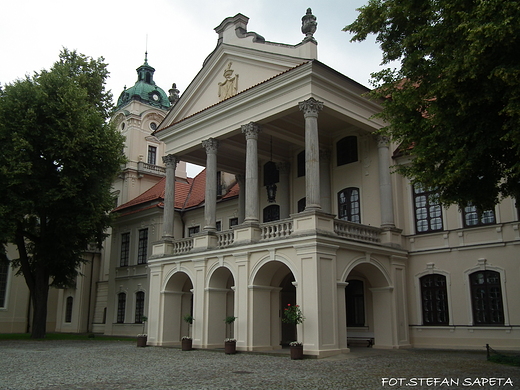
[1,0,386,177]
[1,0,385,96]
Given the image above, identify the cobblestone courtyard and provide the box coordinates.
[1,340,518,389]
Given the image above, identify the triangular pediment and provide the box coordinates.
[160,14,317,128]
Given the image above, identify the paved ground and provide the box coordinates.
[0,340,518,390]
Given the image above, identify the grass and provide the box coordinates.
[488,354,520,367]
[0,333,136,342]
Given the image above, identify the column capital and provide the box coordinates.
[202,138,219,154]
[376,134,391,148]
[299,97,324,118]
[241,122,262,140]
[162,154,179,168]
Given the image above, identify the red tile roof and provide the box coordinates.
[113,169,238,216]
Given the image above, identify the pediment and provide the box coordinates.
[161,43,312,128]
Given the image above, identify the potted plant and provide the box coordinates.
[282,304,304,359]
[182,314,194,351]
[137,315,148,347]
[224,316,237,354]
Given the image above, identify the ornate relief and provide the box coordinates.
[202,138,219,154]
[218,62,239,100]
[299,97,323,118]
[241,122,261,139]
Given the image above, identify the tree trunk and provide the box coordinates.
[31,267,50,339]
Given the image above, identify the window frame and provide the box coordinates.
[462,204,496,228]
[120,232,130,267]
[147,145,157,165]
[263,204,280,223]
[469,270,505,325]
[188,226,200,237]
[137,228,148,265]
[413,184,444,234]
[65,296,73,323]
[337,187,361,223]
[135,291,145,324]
[419,274,449,325]
[117,293,126,324]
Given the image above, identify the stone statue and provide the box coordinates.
[169,83,180,106]
[218,62,239,100]
[301,8,317,41]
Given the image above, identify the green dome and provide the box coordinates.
[116,54,170,110]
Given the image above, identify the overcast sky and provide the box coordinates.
[2,0,385,97]
[2,0,385,177]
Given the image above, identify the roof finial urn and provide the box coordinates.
[301,8,317,42]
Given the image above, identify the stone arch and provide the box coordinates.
[206,266,236,347]
[161,270,194,345]
[342,255,397,348]
[250,258,296,351]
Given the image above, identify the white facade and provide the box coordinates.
[111,11,517,357]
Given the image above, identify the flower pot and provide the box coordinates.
[290,345,303,360]
[137,335,147,347]
[182,338,193,351]
[224,340,237,354]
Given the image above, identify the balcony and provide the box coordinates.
[137,161,166,177]
[165,214,383,256]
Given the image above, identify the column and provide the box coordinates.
[299,97,323,211]
[319,149,331,214]
[235,174,245,223]
[202,138,219,231]
[162,154,178,239]
[241,122,261,223]
[377,135,395,228]
[276,162,291,219]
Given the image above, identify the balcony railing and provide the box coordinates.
[167,217,382,256]
[260,219,293,240]
[137,161,166,176]
[172,237,194,255]
[217,230,234,248]
[333,219,381,243]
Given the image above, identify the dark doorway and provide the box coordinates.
[280,273,296,345]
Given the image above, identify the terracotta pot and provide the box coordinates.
[182,338,193,351]
[137,335,147,347]
[290,345,303,360]
[224,340,237,354]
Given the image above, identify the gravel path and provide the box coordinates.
[0,340,518,389]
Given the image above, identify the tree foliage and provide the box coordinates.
[0,49,125,338]
[345,0,520,210]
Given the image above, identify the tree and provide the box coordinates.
[345,0,520,210]
[0,49,125,338]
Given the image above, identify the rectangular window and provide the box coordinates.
[135,291,145,323]
[117,293,126,323]
[470,271,504,325]
[338,187,361,223]
[0,262,9,308]
[137,229,148,265]
[188,226,200,237]
[216,221,222,232]
[463,204,495,227]
[337,136,358,166]
[420,274,449,325]
[413,184,443,233]
[148,145,157,165]
[65,296,73,323]
[229,218,238,228]
[120,233,130,267]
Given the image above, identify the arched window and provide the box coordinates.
[420,274,449,325]
[337,136,358,166]
[338,187,361,223]
[117,293,126,324]
[65,296,73,323]
[345,280,365,327]
[469,270,504,325]
[263,205,280,223]
[135,291,145,323]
